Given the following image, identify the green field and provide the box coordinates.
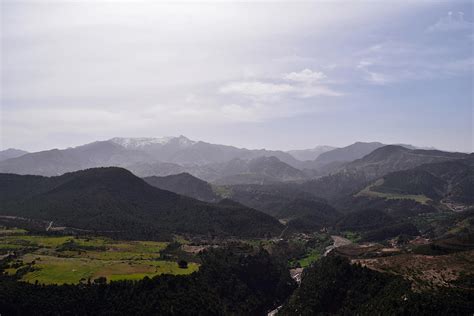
[287,233,332,268]
[342,231,362,243]
[296,249,321,268]
[355,179,431,204]
[1,228,199,285]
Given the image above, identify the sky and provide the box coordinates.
[1,0,473,152]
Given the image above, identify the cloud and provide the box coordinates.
[356,60,391,85]
[355,38,473,85]
[284,69,326,83]
[428,12,473,32]
[219,81,294,96]
[220,69,341,99]
[356,60,373,69]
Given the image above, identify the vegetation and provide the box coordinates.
[281,256,474,315]
[0,248,296,315]
[144,173,219,202]
[0,168,283,240]
[0,148,473,314]
[0,229,199,284]
[286,233,332,268]
[220,183,340,231]
[356,179,432,204]
[412,233,474,255]
[342,231,362,243]
[354,250,474,291]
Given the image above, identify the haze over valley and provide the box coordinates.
[1,1,473,315]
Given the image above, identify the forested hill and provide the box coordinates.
[144,173,219,202]
[0,167,283,240]
[281,256,474,315]
[0,248,296,315]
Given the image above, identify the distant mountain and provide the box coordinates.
[313,142,385,165]
[295,142,386,176]
[287,146,336,161]
[368,156,474,204]
[297,170,370,202]
[296,146,469,203]
[0,136,304,176]
[126,161,187,177]
[300,142,441,175]
[144,173,219,202]
[0,148,28,162]
[0,167,283,239]
[344,145,468,180]
[212,156,307,185]
[0,141,153,176]
[111,136,301,167]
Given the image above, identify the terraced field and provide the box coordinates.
[1,228,199,285]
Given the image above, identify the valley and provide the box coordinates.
[3,1,473,313]
[0,139,473,315]
[1,228,198,284]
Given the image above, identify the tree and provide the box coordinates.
[178,260,188,269]
[93,276,107,284]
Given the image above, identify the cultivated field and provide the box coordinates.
[355,179,431,204]
[1,228,199,285]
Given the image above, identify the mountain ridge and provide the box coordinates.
[0,167,283,239]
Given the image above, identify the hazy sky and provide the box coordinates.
[1,0,473,152]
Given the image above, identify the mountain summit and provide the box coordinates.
[110,135,196,149]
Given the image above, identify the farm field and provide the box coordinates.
[0,228,199,285]
[355,179,431,204]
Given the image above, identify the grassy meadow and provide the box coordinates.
[1,228,199,285]
[355,179,431,204]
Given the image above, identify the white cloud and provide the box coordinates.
[284,69,326,83]
[356,60,390,85]
[219,81,294,96]
[356,39,473,85]
[220,69,341,99]
[356,60,373,69]
[219,80,341,99]
[366,72,390,85]
[428,12,473,32]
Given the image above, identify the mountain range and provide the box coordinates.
[0,137,441,184]
[1,137,472,243]
[0,148,28,162]
[287,145,336,161]
[0,167,283,239]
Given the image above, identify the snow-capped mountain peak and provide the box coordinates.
[110,136,195,149]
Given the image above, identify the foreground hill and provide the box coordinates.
[0,168,283,239]
[335,208,419,241]
[0,248,296,315]
[144,173,219,202]
[281,256,473,315]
